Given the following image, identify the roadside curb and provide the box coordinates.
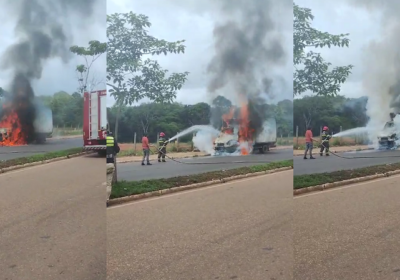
[107,166,293,207]
[293,147,373,156]
[293,169,400,195]
[0,152,90,174]
[117,153,211,163]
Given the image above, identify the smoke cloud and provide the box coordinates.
[206,0,290,135]
[1,0,98,79]
[0,0,100,143]
[341,0,400,139]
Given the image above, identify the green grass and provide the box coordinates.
[0,147,85,169]
[53,128,82,136]
[110,159,293,199]
[276,137,293,146]
[294,162,400,189]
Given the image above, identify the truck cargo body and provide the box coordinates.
[213,117,277,154]
[83,90,107,155]
[33,101,53,143]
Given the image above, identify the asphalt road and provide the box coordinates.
[118,148,292,181]
[294,175,400,280]
[294,149,400,175]
[107,170,293,280]
[0,154,106,280]
[0,137,82,161]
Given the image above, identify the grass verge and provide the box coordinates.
[53,128,82,136]
[294,162,400,189]
[110,159,293,199]
[0,147,84,169]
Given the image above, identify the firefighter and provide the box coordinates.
[158,132,169,162]
[106,131,120,164]
[320,126,331,156]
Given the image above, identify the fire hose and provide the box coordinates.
[147,144,278,165]
[314,139,400,159]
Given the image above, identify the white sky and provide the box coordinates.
[295,0,382,99]
[0,1,106,98]
[107,0,293,106]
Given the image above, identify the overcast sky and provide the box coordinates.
[295,0,382,99]
[108,0,292,106]
[0,0,106,98]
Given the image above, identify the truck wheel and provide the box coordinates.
[261,144,269,153]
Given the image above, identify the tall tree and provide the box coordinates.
[106,12,189,104]
[106,12,189,138]
[293,3,353,97]
[70,40,107,94]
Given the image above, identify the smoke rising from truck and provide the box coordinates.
[206,0,290,135]
[0,0,99,144]
[341,0,400,141]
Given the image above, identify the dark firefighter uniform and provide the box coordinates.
[106,132,120,164]
[158,133,168,162]
[320,127,331,156]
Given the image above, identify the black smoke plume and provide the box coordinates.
[207,0,290,136]
[0,0,100,143]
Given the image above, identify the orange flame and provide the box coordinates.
[217,99,255,155]
[222,107,235,126]
[238,102,254,155]
[0,104,27,146]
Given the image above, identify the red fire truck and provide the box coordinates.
[83,90,108,155]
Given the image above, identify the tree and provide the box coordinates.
[182,103,211,126]
[293,3,353,97]
[106,12,189,105]
[106,12,189,140]
[0,87,4,98]
[70,40,107,93]
[293,95,368,135]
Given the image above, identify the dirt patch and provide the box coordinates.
[293,136,367,149]
[117,151,210,163]
[111,160,293,199]
[293,162,400,189]
[293,145,371,156]
[118,142,193,157]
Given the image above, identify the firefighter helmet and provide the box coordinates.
[323,126,329,131]
[160,132,165,137]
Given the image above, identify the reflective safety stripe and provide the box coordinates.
[106,136,114,146]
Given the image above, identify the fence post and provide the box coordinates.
[319,126,322,142]
[176,138,179,152]
[296,126,299,148]
[133,132,137,154]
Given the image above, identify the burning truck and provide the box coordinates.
[377,112,400,149]
[213,103,277,155]
[0,74,53,146]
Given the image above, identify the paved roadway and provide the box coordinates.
[294,149,400,175]
[294,176,400,280]
[107,170,293,280]
[0,137,82,161]
[0,154,106,280]
[118,148,292,181]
